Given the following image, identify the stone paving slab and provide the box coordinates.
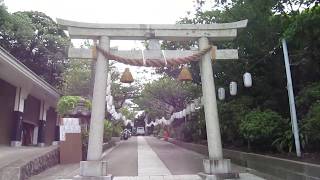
[113,173,265,180]
[138,137,171,176]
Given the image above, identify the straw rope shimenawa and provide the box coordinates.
[95,45,216,67]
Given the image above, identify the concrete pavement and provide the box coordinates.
[145,136,247,175]
[103,136,138,176]
[28,136,265,180]
[137,136,171,176]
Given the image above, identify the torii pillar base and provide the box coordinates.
[198,159,239,180]
[73,161,113,180]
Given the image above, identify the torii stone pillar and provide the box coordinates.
[198,37,234,179]
[78,36,112,179]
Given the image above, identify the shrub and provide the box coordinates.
[240,109,284,149]
[296,82,320,116]
[302,102,320,149]
[219,96,253,144]
[57,96,91,116]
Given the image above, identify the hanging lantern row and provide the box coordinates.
[145,72,253,126]
[230,81,237,96]
[217,72,253,100]
[105,72,133,127]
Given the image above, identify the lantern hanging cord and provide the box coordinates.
[96,45,214,67]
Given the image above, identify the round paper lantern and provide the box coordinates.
[218,87,225,100]
[230,81,237,96]
[243,72,252,87]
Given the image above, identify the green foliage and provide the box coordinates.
[57,96,91,116]
[103,120,124,142]
[62,59,91,96]
[272,121,306,153]
[103,120,113,142]
[240,109,284,143]
[119,107,136,120]
[219,96,254,143]
[135,75,200,118]
[0,8,70,87]
[302,102,320,147]
[296,82,320,115]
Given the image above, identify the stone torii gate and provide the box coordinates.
[57,18,247,180]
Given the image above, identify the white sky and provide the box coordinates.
[3,0,215,84]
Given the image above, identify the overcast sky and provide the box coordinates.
[3,0,213,82]
[4,0,196,24]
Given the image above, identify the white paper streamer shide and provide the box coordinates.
[145,96,204,127]
[105,72,132,126]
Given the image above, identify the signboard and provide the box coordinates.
[59,118,81,141]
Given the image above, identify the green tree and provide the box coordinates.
[134,75,200,119]
[61,59,91,96]
[0,6,70,87]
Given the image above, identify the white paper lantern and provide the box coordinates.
[230,81,237,96]
[243,72,252,87]
[218,87,226,100]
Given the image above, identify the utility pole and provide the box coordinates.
[282,39,301,157]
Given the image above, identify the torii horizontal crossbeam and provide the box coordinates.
[68,47,238,60]
[57,18,248,41]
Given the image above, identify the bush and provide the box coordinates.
[219,96,253,144]
[103,120,113,142]
[296,82,320,116]
[302,102,320,149]
[57,96,91,116]
[103,120,123,142]
[240,109,284,149]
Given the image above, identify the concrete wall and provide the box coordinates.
[0,79,15,145]
[167,138,320,180]
[45,107,57,145]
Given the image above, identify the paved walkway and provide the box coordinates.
[29,137,265,180]
[138,136,171,176]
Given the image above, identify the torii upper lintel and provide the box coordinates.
[56,18,248,41]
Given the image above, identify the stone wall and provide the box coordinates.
[0,147,59,180]
[167,138,320,180]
